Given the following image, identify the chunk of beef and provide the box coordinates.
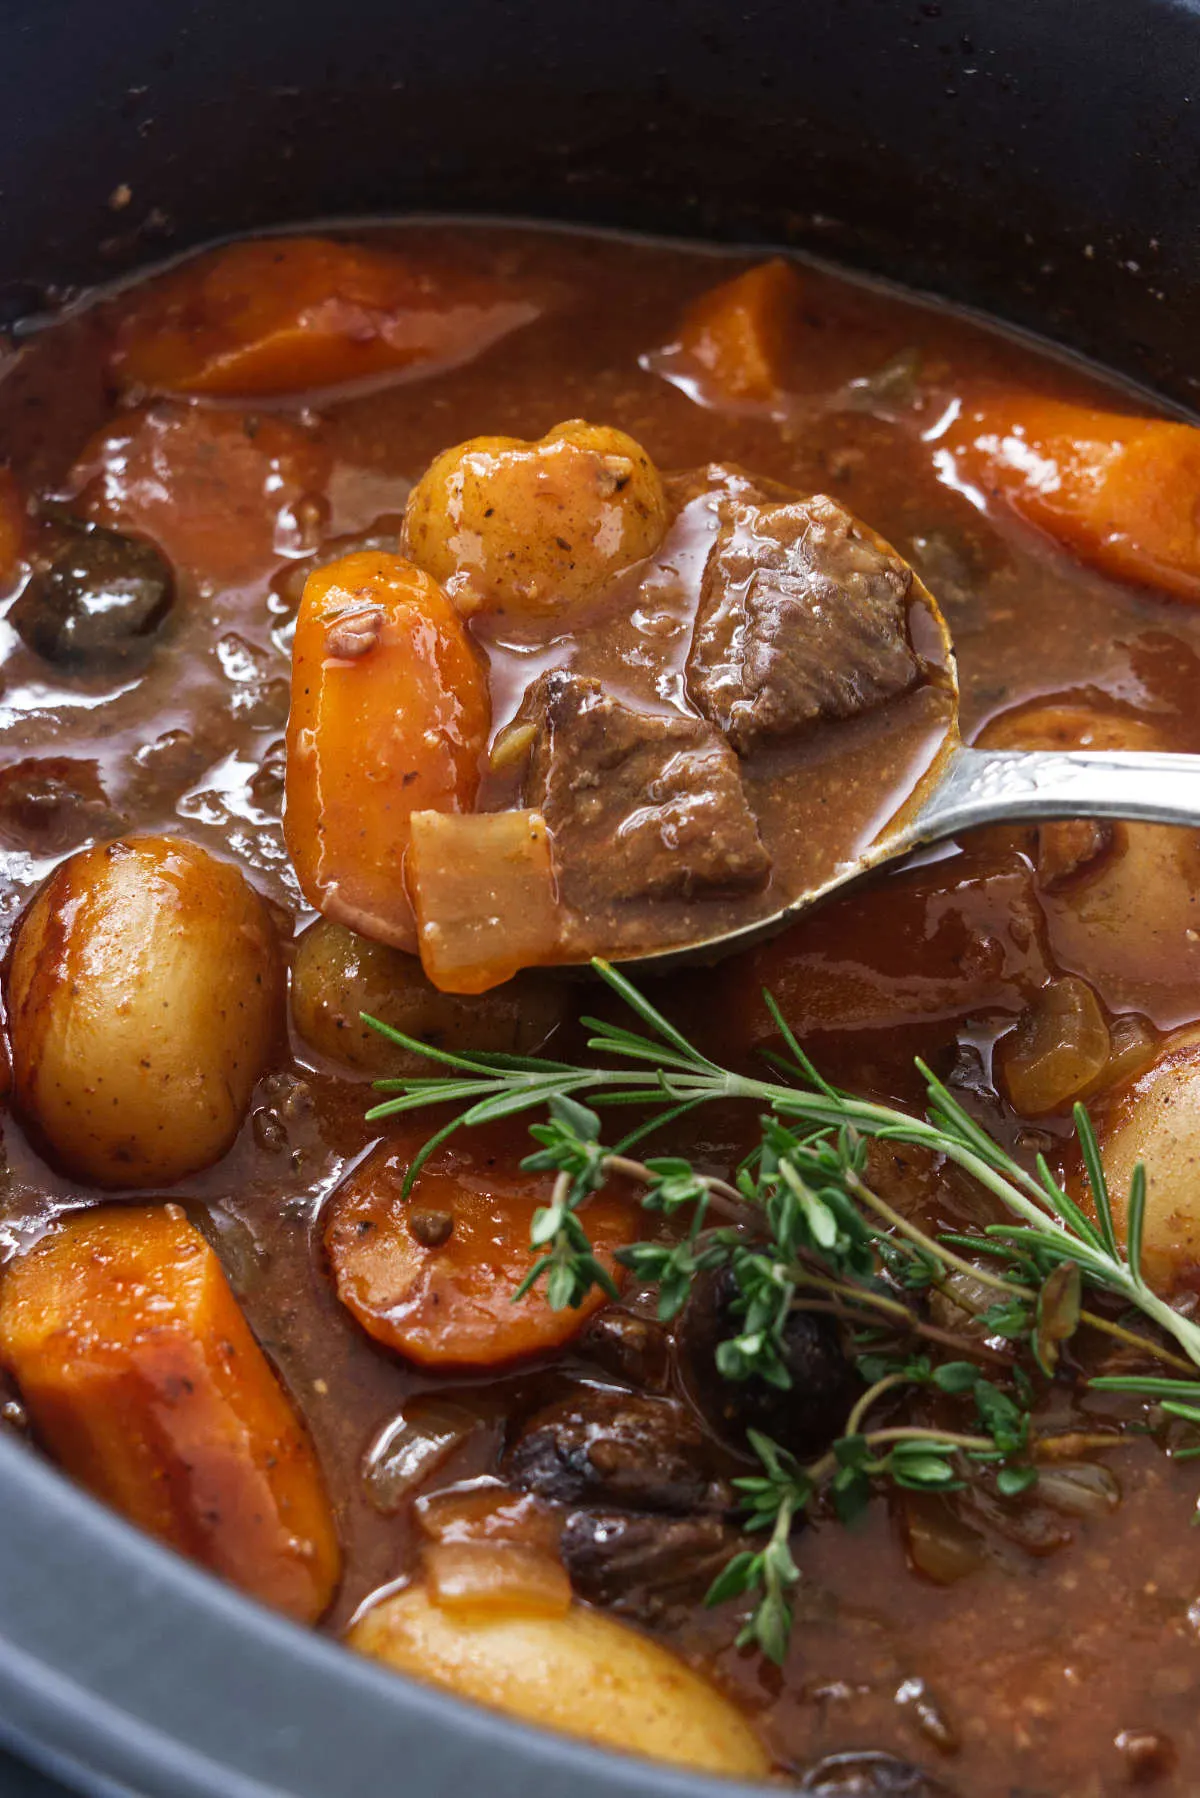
[561,1509,741,1621]
[524,671,770,911]
[0,757,125,854]
[505,1388,730,1513]
[11,519,174,666]
[1035,815,1115,891]
[681,1267,858,1458]
[580,1309,672,1393]
[686,488,920,755]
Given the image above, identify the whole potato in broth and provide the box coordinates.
[349,1581,770,1779]
[979,703,1200,1023]
[291,918,567,1076]
[7,836,283,1187]
[402,419,668,619]
[1086,1028,1200,1294]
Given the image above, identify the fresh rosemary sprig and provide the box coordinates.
[362,958,1200,1663]
[364,959,1200,1367]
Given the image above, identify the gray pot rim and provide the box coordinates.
[0,1432,772,1798]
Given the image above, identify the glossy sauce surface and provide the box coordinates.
[3,224,1200,1797]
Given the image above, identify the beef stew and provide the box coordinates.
[1,222,1200,1795]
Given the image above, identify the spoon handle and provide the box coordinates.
[910,745,1200,845]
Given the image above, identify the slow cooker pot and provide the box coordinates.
[2,1,1199,1791]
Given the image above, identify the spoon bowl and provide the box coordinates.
[618,570,1200,975]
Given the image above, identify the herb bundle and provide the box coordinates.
[363,961,1200,1664]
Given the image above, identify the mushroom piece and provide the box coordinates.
[10,518,174,664]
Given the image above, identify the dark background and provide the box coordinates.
[3,0,1200,405]
[0,1750,70,1797]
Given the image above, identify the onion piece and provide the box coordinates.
[424,1540,572,1618]
[1098,1012,1158,1091]
[899,1493,985,1585]
[998,975,1110,1116]
[363,1399,478,1515]
[1036,1461,1122,1519]
[407,808,561,993]
[416,1481,561,1552]
[928,1265,1000,1332]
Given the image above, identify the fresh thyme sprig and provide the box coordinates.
[362,958,1200,1663]
[363,959,1200,1369]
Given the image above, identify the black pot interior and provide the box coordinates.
[1,1,1199,1794]
[4,0,1200,403]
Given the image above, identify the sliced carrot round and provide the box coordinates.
[325,1120,639,1368]
[109,236,538,399]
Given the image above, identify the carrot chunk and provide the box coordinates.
[285,550,490,954]
[109,236,538,398]
[0,467,24,588]
[407,809,561,994]
[0,1205,340,1622]
[71,402,331,586]
[325,1121,637,1368]
[946,391,1200,600]
[675,259,803,403]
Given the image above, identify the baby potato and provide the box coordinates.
[7,836,283,1187]
[348,1580,770,1779]
[979,703,1200,1024]
[1082,1028,1200,1294]
[291,917,568,1075]
[402,420,667,619]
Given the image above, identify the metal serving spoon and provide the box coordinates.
[904,739,1200,848]
[630,566,1200,974]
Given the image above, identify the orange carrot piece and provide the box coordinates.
[109,236,538,398]
[0,467,24,588]
[0,1205,340,1622]
[946,391,1200,601]
[72,402,331,586]
[285,550,490,954]
[325,1121,637,1368]
[676,259,803,403]
[407,809,561,994]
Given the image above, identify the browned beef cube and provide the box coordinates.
[686,488,919,755]
[524,671,770,910]
[560,1510,744,1623]
[504,1388,730,1513]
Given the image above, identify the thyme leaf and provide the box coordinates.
[364,959,1200,1663]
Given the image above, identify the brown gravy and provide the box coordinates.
[2,222,1200,1797]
